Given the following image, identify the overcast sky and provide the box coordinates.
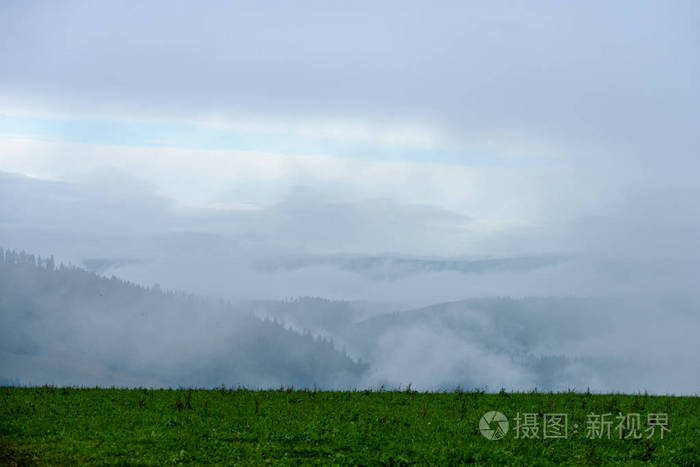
[1,0,699,303]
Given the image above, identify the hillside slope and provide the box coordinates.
[0,248,365,388]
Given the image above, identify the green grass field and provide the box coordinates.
[1,387,698,465]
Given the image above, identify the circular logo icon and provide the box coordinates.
[479,411,509,440]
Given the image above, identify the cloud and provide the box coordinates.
[0,137,551,230]
[363,323,536,391]
[351,297,700,393]
[3,155,700,306]
[0,170,172,233]
[2,1,697,168]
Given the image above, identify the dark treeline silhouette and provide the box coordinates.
[0,247,366,388]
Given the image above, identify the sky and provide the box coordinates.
[1,0,699,303]
[2,1,700,393]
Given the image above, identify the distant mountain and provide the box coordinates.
[348,296,699,393]
[236,294,647,391]
[257,254,567,280]
[352,296,619,355]
[245,297,399,345]
[3,247,697,393]
[0,248,365,388]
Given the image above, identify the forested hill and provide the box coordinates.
[0,248,366,388]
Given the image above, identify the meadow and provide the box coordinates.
[1,387,698,465]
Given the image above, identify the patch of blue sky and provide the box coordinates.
[0,114,539,167]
